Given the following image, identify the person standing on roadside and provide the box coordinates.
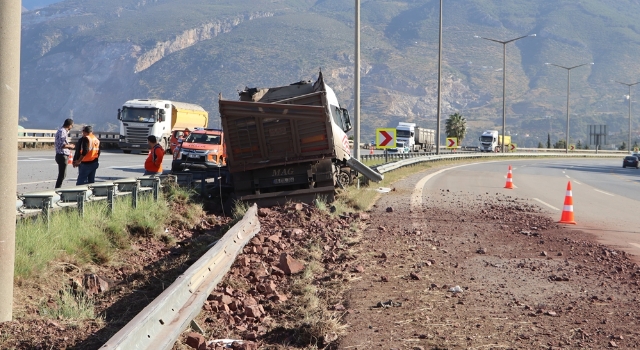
[144,135,164,176]
[54,118,76,188]
[73,125,100,185]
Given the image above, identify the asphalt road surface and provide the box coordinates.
[418,157,640,257]
[17,149,174,194]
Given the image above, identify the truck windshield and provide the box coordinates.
[397,130,411,138]
[184,133,221,145]
[480,136,494,142]
[331,105,352,132]
[121,107,157,123]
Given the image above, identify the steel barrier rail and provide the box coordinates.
[18,129,119,144]
[373,151,619,174]
[100,204,261,350]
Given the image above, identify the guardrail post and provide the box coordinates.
[77,192,85,217]
[152,178,160,201]
[42,197,51,230]
[107,187,114,214]
[384,149,388,163]
[131,184,138,209]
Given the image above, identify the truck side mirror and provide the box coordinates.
[117,108,122,120]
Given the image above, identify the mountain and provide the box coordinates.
[18,0,640,148]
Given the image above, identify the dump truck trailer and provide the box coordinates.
[219,72,382,206]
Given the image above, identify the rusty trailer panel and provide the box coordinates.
[220,100,334,173]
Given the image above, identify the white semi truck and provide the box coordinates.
[479,130,511,152]
[396,122,435,152]
[117,99,208,154]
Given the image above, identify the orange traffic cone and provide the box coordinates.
[67,155,73,166]
[369,145,374,155]
[504,165,514,189]
[558,181,577,225]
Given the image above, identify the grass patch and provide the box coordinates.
[231,200,251,221]
[15,185,201,280]
[39,287,99,321]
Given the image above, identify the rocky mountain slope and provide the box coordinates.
[18,0,640,147]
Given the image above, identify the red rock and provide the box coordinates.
[386,207,394,212]
[218,294,233,305]
[295,203,304,211]
[258,208,270,217]
[279,253,305,275]
[224,286,234,296]
[271,293,288,302]
[354,265,365,273]
[358,213,370,220]
[186,332,205,349]
[609,341,618,347]
[381,276,389,282]
[243,297,258,308]
[250,237,261,246]
[245,305,262,318]
[271,266,285,277]
[82,274,109,295]
[268,235,280,243]
[266,281,277,294]
[410,272,421,280]
[240,257,251,267]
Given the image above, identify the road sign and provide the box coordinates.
[446,137,458,149]
[569,144,576,151]
[509,143,517,152]
[375,128,396,149]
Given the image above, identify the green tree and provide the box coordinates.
[537,141,544,148]
[554,139,566,149]
[547,133,551,148]
[619,141,627,151]
[445,113,467,143]
[576,140,582,149]
[584,144,590,150]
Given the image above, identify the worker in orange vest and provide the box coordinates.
[144,135,164,176]
[73,125,100,185]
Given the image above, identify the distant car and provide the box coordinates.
[623,156,639,168]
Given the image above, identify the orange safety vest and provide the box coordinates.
[83,134,100,162]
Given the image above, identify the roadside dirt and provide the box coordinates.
[0,199,230,350]
[339,169,640,349]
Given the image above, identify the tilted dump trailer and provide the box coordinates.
[219,72,382,206]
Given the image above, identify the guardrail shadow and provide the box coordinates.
[70,221,228,349]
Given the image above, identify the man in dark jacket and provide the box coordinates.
[73,125,101,185]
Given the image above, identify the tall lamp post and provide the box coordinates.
[616,81,640,152]
[354,0,361,160]
[435,0,443,154]
[546,62,594,153]
[475,34,536,153]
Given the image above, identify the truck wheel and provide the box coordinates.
[336,171,352,188]
[123,150,132,154]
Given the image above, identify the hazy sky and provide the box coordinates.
[23,0,63,10]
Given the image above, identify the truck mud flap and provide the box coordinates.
[238,186,335,208]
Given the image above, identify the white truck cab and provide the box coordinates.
[479,130,499,152]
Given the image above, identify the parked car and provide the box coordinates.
[623,156,639,168]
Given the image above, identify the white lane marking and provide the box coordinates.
[107,165,144,169]
[513,168,517,170]
[629,243,640,249]
[18,158,51,162]
[411,162,484,210]
[18,180,56,185]
[574,181,582,185]
[562,171,565,173]
[534,198,560,211]
[594,189,614,196]
[565,175,570,178]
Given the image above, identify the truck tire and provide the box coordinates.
[123,150,132,154]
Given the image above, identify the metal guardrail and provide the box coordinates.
[18,129,119,144]
[100,204,261,350]
[373,151,620,174]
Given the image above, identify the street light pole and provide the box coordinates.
[436,0,443,154]
[546,62,594,153]
[616,81,640,152]
[354,0,361,160]
[475,34,535,153]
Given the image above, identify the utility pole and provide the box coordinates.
[0,0,22,322]
[616,81,640,152]
[354,0,361,160]
[435,0,443,155]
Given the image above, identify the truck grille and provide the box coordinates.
[125,126,149,144]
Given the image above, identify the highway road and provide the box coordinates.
[17,149,174,194]
[418,157,640,257]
